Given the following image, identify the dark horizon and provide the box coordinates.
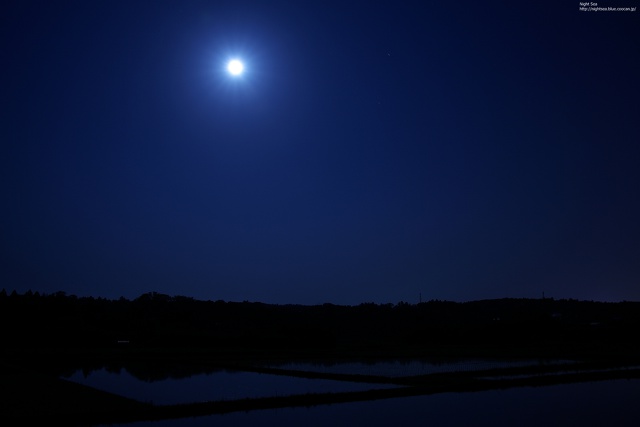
[3,288,639,306]
[4,283,640,425]
[2,1,639,306]
[4,287,640,366]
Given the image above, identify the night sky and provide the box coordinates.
[2,1,639,305]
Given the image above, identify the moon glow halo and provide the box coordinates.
[227,59,244,76]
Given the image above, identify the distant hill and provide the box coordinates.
[2,290,639,360]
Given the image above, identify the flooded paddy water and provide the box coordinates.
[55,357,640,426]
[118,378,640,427]
[64,366,397,405]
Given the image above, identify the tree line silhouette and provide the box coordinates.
[2,290,639,359]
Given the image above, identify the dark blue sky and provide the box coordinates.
[2,1,639,304]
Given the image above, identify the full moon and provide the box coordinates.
[227,59,244,76]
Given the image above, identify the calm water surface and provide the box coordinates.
[65,368,395,404]
[115,379,640,427]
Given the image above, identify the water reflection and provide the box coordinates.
[65,368,396,405]
[114,379,640,427]
[63,358,576,405]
